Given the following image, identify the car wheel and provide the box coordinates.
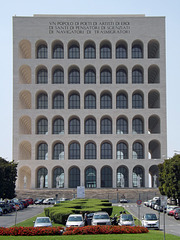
[4,210,8,214]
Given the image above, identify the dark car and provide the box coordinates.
[174,208,180,220]
[0,203,12,214]
[21,200,28,208]
[85,212,94,225]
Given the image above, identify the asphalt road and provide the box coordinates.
[118,203,180,237]
[0,205,45,227]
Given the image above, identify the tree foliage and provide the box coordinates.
[158,154,180,205]
[0,157,18,199]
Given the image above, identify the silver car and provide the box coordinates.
[118,214,135,226]
[66,214,84,227]
[33,217,53,227]
[91,212,111,226]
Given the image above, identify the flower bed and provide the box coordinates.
[0,225,148,236]
[0,226,64,236]
[63,225,149,235]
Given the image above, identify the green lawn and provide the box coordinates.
[0,231,179,240]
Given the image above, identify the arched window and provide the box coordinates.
[37,143,48,160]
[37,69,48,84]
[84,93,96,109]
[132,118,144,134]
[132,93,143,109]
[85,142,96,159]
[84,69,96,84]
[37,93,48,109]
[52,44,64,59]
[101,142,112,159]
[117,142,128,159]
[53,143,64,160]
[52,69,64,84]
[133,166,144,187]
[69,142,80,159]
[37,44,47,58]
[85,118,96,134]
[148,115,160,134]
[68,44,80,59]
[132,44,143,58]
[116,93,128,109]
[116,118,128,134]
[37,118,48,134]
[84,44,96,58]
[68,93,80,109]
[116,68,127,84]
[148,91,160,108]
[116,44,127,58]
[100,93,112,109]
[132,69,143,83]
[117,166,128,187]
[69,118,80,134]
[85,167,96,188]
[133,142,144,159]
[148,40,159,58]
[53,167,64,188]
[100,118,112,134]
[101,166,112,187]
[148,65,160,84]
[100,43,111,58]
[53,93,64,109]
[100,69,112,84]
[53,118,64,134]
[69,167,80,188]
[37,168,48,188]
[69,69,80,84]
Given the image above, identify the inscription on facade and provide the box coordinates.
[49,21,130,34]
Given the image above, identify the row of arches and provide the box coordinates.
[19,39,160,59]
[19,164,159,189]
[19,64,160,84]
[19,139,161,160]
[19,90,160,109]
[19,115,161,135]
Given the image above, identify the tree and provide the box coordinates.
[158,154,180,205]
[0,157,18,200]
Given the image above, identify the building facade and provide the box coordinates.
[13,15,167,190]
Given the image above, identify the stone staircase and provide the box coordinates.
[16,188,160,203]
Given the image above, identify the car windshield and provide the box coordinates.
[121,215,133,221]
[36,218,50,223]
[94,214,109,219]
[144,214,157,220]
[68,216,83,221]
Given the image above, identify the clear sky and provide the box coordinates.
[1,0,180,161]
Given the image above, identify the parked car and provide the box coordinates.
[21,200,28,208]
[24,198,34,205]
[0,203,12,214]
[43,198,56,205]
[34,199,44,205]
[91,212,111,226]
[33,217,53,227]
[174,208,180,220]
[120,199,128,203]
[66,214,84,227]
[118,214,135,226]
[167,206,178,215]
[0,207,3,216]
[141,213,159,230]
[168,207,179,216]
[85,212,94,225]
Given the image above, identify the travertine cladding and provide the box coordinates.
[13,15,167,191]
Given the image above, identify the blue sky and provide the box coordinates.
[1,0,180,161]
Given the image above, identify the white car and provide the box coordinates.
[66,214,84,227]
[43,198,56,205]
[91,212,111,226]
[33,217,53,227]
[141,213,159,230]
[118,214,135,226]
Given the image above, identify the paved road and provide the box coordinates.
[0,205,45,227]
[118,203,180,237]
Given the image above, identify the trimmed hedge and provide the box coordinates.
[45,199,113,224]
